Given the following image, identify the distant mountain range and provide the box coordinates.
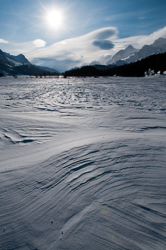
[65,52,166,77]
[0,49,59,76]
[64,37,166,77]
[106,37,166,66]
[1,37,166,77]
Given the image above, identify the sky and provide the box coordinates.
[0,0,166,71]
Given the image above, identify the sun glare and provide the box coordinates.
[47,10,63,28]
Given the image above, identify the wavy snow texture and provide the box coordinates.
[0,76,166,250]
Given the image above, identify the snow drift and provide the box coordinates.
[0,76,166,250]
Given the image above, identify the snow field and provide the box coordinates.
[0,76,166,250]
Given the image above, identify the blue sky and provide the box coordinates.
[0,0,166,71]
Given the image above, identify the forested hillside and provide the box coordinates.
[65,52,166,77]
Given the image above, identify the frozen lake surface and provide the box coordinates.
[0,76,166,250]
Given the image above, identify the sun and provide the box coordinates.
[47,10,63,28]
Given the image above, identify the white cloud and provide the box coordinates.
[5,26,166,72]
[26,26,166,71]
[114,26,166,50]
[1,42,36,55]
[0,40,46,56]
[0,38,9,44]
[33,39,46,48]
[27,27,118,71]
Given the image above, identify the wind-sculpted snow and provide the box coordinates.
[0,76,166,250]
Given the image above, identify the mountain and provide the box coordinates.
[37,65,60,75]
[125,37,166,64]
[89,61,101,66]
[3,52,31,66]
[64,52,166,77]
[107,45,138,65]
[0,50,12,65]
[0,49,59,76]
[107,37,166,66]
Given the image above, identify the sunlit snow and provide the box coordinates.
[0,76,166,250]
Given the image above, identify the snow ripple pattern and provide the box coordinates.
[0,76,166,250]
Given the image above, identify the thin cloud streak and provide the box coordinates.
[114,26,166,49]
[105,7,158,22]
[0,38,9,44]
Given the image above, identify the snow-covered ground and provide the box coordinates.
[0,76,166,250]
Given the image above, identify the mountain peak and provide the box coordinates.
[152,37,166,47]
[107,37,166,66]
[126,45,135,49]
[125,45,138,53]
[0,48,60,75]
[107,44,138,65]
[9,53,31,65]
[17,54,23,57]
[17,54,26,58]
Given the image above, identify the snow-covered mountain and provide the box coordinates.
[4,52,31,66]
[0,50,31,67]
[125,38,166,64]
[107,37,166,66]
[0,49,32,75]
[107,45,138,65]
[0,49,59,75]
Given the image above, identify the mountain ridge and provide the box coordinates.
[0,49,59,76]
[64,52,166,77]
[107,37,166,66]
[107,45,139,65]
